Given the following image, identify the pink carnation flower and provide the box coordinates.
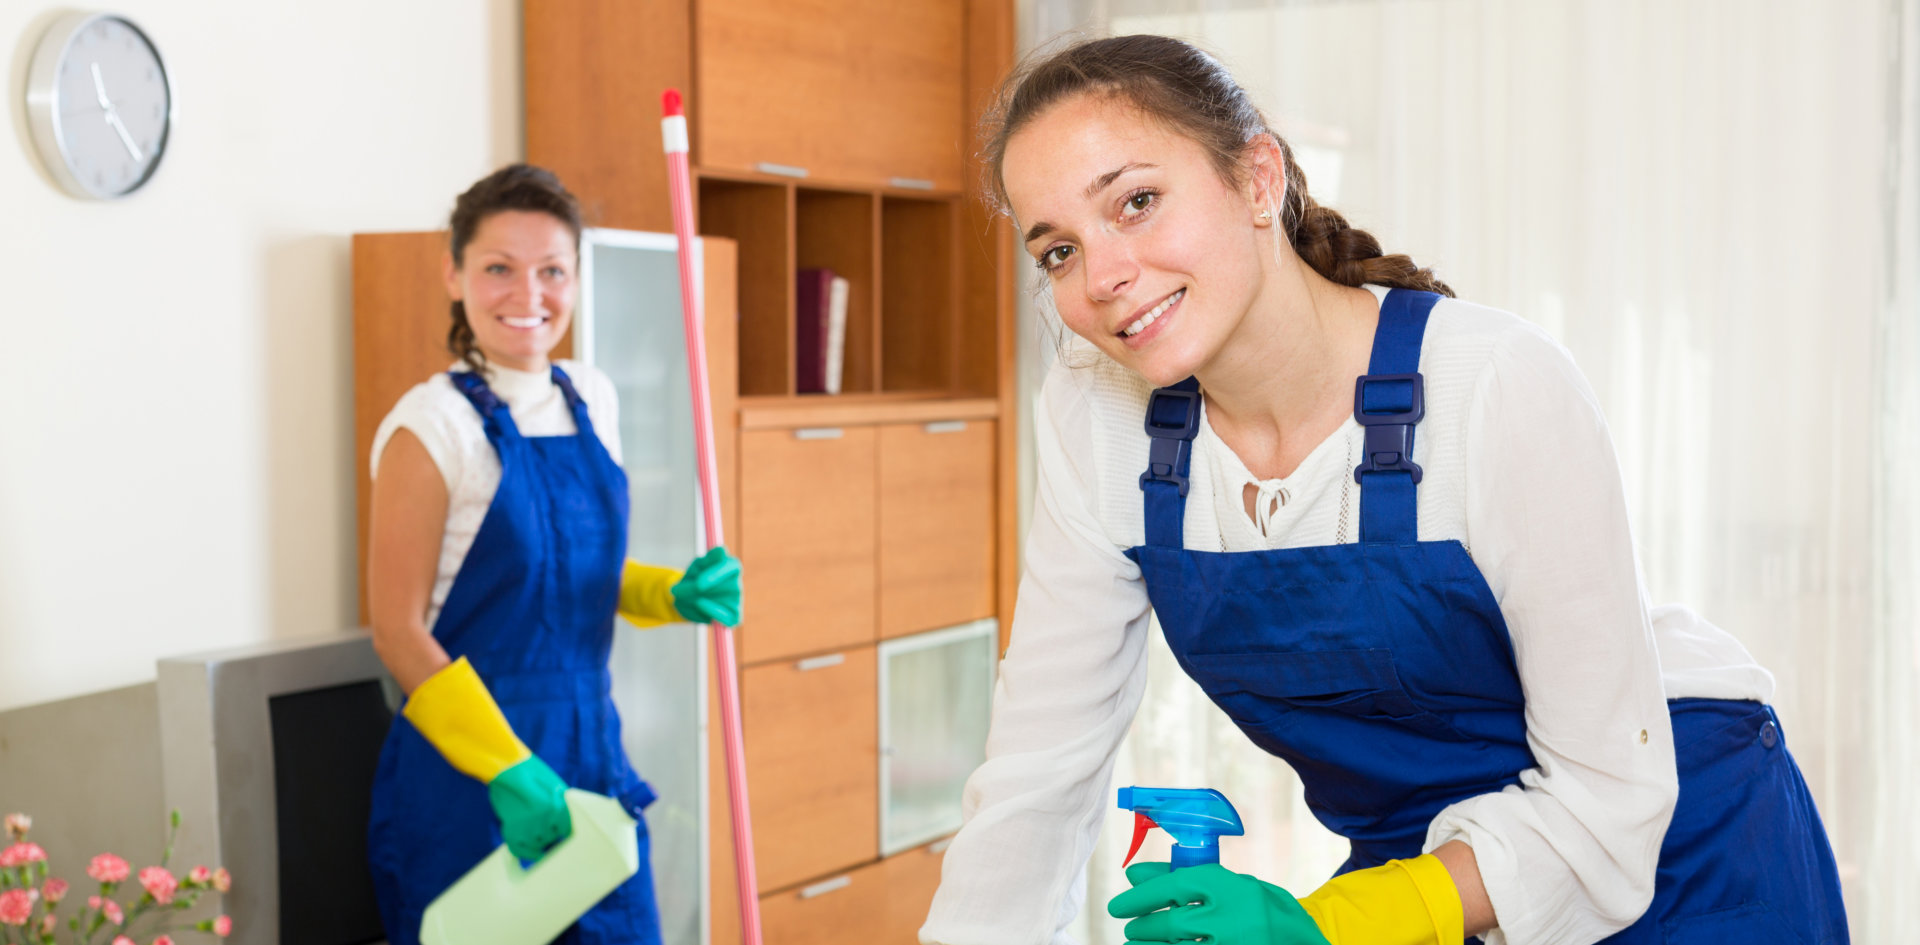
[88,895,101,910]
[153,936,175,945]
[188,866,211,885]
[113,938,136,945]
[2,813,29,841]
[102,898,124,925]
[88,853,131,883]
[211,867,231,893]
[0,888,36,926]
[43,878,67,904]
[213,915,232,936]
[138,866,178,905]
[41,914,56,935]
[0,842,46,868]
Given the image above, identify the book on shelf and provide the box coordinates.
[825,274,849,395]
[796,267,850,395]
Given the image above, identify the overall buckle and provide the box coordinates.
[1352,373,1425,484]
[1139,385,1203,496]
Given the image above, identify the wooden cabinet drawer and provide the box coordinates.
[695,0,964,190]
[878,839,949,942]
[877,420,996,638]
[740,426,877,662]
[744,647,879,891]
[760,839,950,945]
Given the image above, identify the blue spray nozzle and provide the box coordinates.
[1117,786,1244,870]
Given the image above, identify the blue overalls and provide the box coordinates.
[1125,289,1849,944]
[368,367,663,945]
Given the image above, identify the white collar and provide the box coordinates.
[450,360,560,409]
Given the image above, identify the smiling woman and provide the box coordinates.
[920,34,1849,945]
[359,164,745,945]
[442,167,584,375]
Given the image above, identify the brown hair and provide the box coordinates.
[981,34,1451,297]
[446,164,586,373]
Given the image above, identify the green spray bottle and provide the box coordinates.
[1117,786,1245,870]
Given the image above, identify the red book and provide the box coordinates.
[796,268,835,394]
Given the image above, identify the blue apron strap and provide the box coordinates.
[1138,377,1202,549]
[1353,289,1441,543]
[548,365,598,439]
[448,370,522,442]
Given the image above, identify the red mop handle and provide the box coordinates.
[662,88,765,945]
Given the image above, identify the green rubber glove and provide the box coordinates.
[670,546,743,626]
[487,755,573,862]
[1110,862,1333,945]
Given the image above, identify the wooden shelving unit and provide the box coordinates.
[737,394,997,431]
[525,1,1016,941]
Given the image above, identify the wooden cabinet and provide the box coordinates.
[744,647,880,892]
[878,421,996,638]
[738,426,878,663]
[796,189,879,394]
[696,0,965,190]
[880,197,960,392]
[877,841,950,942]
[525,3,1016,942]
[351,231,467,624]
[759,839,949,945]
[524,0,691,237]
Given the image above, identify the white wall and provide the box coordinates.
[0,0,524,712]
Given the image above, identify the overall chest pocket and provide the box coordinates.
[1184,648,1465,741]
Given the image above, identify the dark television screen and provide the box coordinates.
[269,680,393,945]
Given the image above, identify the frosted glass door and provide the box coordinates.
[878,619,996,855]
[581,230,707,945]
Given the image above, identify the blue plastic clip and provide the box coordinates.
[1352,373,1425,484]
[1139,384,1203,496]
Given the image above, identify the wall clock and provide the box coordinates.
[24,11,173,200]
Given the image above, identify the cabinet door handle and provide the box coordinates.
[757,161,809,179]
[890,177,935,191]
[798,875,853,899]
[794,427,844,440]
[923,421,967,434]
[796,653,846,671]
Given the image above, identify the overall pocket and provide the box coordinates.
[1184,648,1465,741]
[1662,901,1807,945]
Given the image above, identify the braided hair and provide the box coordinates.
[981,34,1451,298]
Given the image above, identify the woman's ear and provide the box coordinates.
[442,251,463,301]
[1244,134,1287,224]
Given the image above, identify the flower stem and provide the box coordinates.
[160,814,179,872]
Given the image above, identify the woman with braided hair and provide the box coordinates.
[363,164,743,945]
[921,34,1845,945]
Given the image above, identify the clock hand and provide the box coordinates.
[90,61,113,110]
[90,62,143,162]
[104,107,143,162]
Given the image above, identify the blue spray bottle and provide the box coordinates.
[1117,786,1245,870]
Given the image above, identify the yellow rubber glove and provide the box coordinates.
[404,658,573,861]
[1297,854,1464,945]
[618,548,744,628]
[617,560,685,629]
[403,656,530,780]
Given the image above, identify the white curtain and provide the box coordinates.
[1006,2,1919,941]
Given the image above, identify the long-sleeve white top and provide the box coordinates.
[921,286,1774,945]
[370,359,623,630]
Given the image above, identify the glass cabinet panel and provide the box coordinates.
[580,229,708,945]
[878,619,997,855]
